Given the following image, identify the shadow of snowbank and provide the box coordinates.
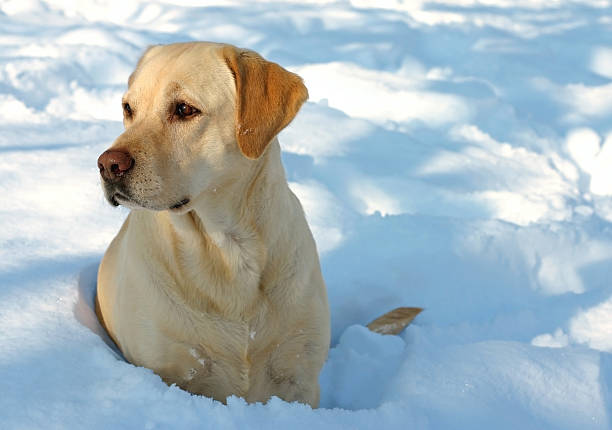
[74,262,125,360]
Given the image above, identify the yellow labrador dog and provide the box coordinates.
[96,42,419,408]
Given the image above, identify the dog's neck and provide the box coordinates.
[151,139,309,318]
[169,138,289,261]
[159,139,293,316]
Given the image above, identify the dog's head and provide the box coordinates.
[97,42,307,212]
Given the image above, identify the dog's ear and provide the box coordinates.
[222,46,308,159]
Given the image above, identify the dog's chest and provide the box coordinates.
[118,213,310,403]
[165,223,268,316]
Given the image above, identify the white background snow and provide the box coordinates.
[1,0,612,428]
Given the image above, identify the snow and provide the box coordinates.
[1,0,612,429]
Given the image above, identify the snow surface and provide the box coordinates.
[1,0,612,429]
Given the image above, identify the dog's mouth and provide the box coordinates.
[112,194,189,211]
[111,192,131,207]
[104,183,190,212]
[169,198,190,210]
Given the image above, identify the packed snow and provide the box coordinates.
[1,1,612,429]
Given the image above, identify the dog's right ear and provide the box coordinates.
[128,45,161,88]
[222,45,308,159]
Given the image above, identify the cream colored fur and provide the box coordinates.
[96,42,330,407]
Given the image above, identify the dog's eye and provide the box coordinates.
[175,103,199,119]
[123,103,133,118]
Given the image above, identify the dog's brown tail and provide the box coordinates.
[366,307,423,335]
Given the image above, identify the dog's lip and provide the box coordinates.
[169,198,190,210]
[109,192,190,211]
[112,192,130,206]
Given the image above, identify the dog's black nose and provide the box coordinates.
[98,149,134,181]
